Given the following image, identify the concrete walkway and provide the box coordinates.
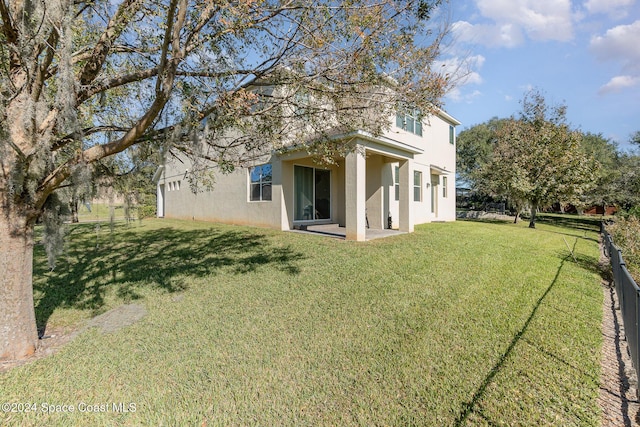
[600,282,640,426]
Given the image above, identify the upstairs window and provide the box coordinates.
[449,125,455,144]
[413,171,422,202]
[394,166,400,201]
[396,107,423,136]
[249,164,272,201]
[294,92,310,116]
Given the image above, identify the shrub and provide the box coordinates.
[137,204,156,220]
[607,216,640,282]
[624,205,640,219]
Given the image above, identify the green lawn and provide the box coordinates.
[1,218,603,426]
[76,202,138,222]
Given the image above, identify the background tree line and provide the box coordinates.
[456,89,640,226]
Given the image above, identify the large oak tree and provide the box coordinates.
[0,0,454,359]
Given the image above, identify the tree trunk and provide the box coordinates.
[70,198,79,223]
[513,212,519,224]
[0,211,38,360]
[529,203,537,229]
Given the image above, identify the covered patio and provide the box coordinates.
[280,130,423,241]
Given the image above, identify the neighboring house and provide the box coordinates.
[154,106,460,241]
[556,203,617,216]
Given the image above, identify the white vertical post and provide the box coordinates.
[345,147,366,241]
[157,183,165,217]
[399,159,413,233]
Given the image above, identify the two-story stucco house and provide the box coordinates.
[155,106,460,241]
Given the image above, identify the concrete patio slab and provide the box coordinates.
[289,224,406,241]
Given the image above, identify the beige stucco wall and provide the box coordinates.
[159,155,283,229]
[158,108,459,234]
[365,155,384,229]
[382,110,458,224]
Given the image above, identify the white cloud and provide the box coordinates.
[598,75,640,94]
[441,54,486,103]
[452,0,575,47]
[436,54,486,86]
[452,21,524,48]
[591,20,640,91]
[590,20,640,70]
[447,88,483,103]
[584,0,635,19]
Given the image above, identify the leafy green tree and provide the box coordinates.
[577,132,618,211]
[593,131,640,213]
[0,0,454,359]
[455,117,507,186]
[475,90,597,228]
[614,153,640,212]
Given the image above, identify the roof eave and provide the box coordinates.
[436,109,461,126]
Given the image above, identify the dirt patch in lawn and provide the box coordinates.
[86,303,147,334]
[0,304,146,373]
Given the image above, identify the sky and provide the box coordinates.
[439,0,640,151]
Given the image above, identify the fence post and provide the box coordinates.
[614,249,625,310]
[636,288,640,400]
[603,224,640,398]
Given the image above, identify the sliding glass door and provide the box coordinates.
[294,165,331,221]
[294,166,314,220]
[314,169,330,219]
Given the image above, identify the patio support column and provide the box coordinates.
[157,183,165,218]
[345,146,366,241]
[399,159,414,233]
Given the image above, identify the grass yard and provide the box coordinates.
[0,217,603,426]
[76,202,138,222]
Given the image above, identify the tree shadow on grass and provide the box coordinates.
[33,222,304,335]
[554,249,602,276]
[457,218,516,225]
[462,215,601,244]
[533,214,602,233]
[454,236,605,425]
[454,252,572,425]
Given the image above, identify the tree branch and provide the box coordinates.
[36,0,188,210]
[76,67,159,104]
[0,0,16,43]
[50,126,131,152]
[0,0,20,71]
[155,0,180,93]
[33,29,59,101]
[77,0,143,86]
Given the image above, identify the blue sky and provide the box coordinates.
[439,0,640,151]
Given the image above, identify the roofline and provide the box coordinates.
[152,165,164,183]
[429,164,452,175]
[278,128,424,157]
[331,129,424,156]
[435,108,461,126]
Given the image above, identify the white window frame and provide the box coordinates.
[396,107,423,136]
[394,166,400,201]
[413,171,422,202]
[249,164,272,202]
[442,176,448,198]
